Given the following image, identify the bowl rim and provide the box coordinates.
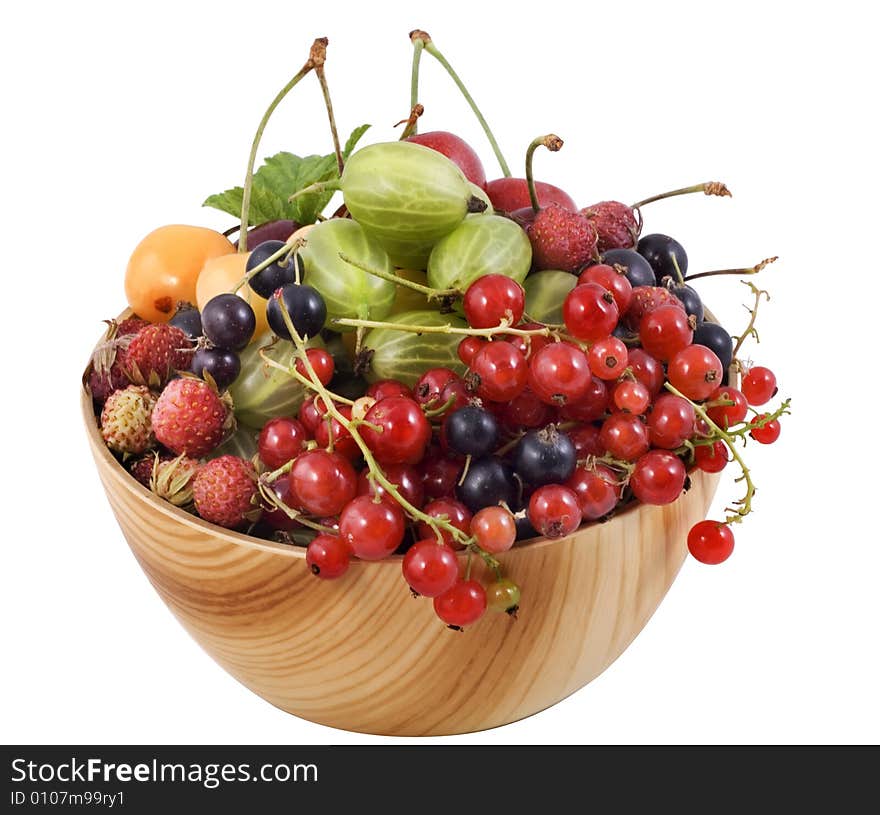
[82,312,719,564]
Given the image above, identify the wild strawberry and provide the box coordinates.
[151,377,231,458]
[120,323,192,387]
[87,320,136,404]
[192,455,259,528]
[100,385,157,455]
[117,316,150,336]
[88,360,129,404]
[151,454,200,507]
[624,285,686,329]
[128,451,168,487]
[581,200,640,253]
[526,204,598,273]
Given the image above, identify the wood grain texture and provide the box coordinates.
[82,384,719,736]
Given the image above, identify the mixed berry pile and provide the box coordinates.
[87,32,789,630]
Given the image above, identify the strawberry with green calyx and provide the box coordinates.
[192,455,260,528]
[119,323,193,388]
[151,375,234,458]
[100,385,157,455]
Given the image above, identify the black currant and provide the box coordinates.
[511,426,576,486]
[168,303,203,339]
[637,233,688,281]
[694,321,734,370]
[191,346,241,390]
[600,249,656,288]
[246,240,304,299]
[267,283,327,341]
[201,293,256,350]
[444,406,499,458]
[514,511,539,542]
[455,457,517,513]
[668,283,704,323]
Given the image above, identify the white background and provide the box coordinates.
[2,0,878,744]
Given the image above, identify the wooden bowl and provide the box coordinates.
[82,374,720,736]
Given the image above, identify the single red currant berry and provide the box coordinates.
[639,304,694,361]
[528,484,582,538]
[599,413,650,460]
[289,450,357,516]
[314,404,360,462]
[458,336,487,366]
[694,441,729,473]
[647,394,696,449]
[687,520,735,564]
[366,379,414,402]
[501,389,552,430]
[417,498,472,549]
[528,342,592,406]
[588,336,629,381]
[706,386,749,429]
[295,347,335,385]
[299,396,323,434]
[567,423,606,458]
[560,378,609,422]
[630,450,687,505]
[469,341,529,401]
[563,283,620,342]
[306,534,351,579]
[741,366,778,406]
[463,274,526,328]
[565,463,621,519]
[667,344,723,401]
[339,495,406,560]
[433,580,487,628]
[402,540,461,597]
[578,263,633,313]
[750,415,781,444]
[414,368,461,409]
[628,348,665,395]
[613,380,651,414]
[356,462,425,509]
[258,417,308,469]
[360,396,432,465]
[262,476,301,531]
[471,506,517,554]
[501,322,551,359]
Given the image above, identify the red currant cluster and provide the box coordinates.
[255,263,788,630]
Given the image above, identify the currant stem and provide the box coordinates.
[732,280,771,359]
[310,39,344,176]
[525,134,564,213]
[239,46,319,252]
[275,298,500,569]
[230,239,304,294]
[684,256,778,283]
[412,30,512,177]
[337,252,457,299]
[258,346,355,405]
[631,181,732,210]
[332,316,554,339]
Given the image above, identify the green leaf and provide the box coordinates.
[203,124,371,227]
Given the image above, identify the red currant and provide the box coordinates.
[750,415,781,444]
[258,417,308,469]
[419,453,464,500]
[639,304,693,361]
[563,283,620,342]
[687,520,734,564]
[588,336,629,381]
[647,394,695,449]
[433,580,487,628]
[469,341,528,401]
[299,396,323,434]
[667,344,723,401]
[314,404,360,462]
[339,495,405,560]
[470,505,517,553]
[289,450,357,516]
[578,263,633,313]
[360,396,432,465]
[528,484,582,538]
[306,534,351,579]
[528,342,592,406]
[414,368,460,409]
[694,441,729,473]
[366,379,414,402]
[706,385,748,429]
[402,540,460,597]
[501,389,552,430]
[295,347,334,385]
[501,322,551,359]
[417,498,472,549]
[262,476,301,531]
[560,378,609,423]
[486,578,521,613]
[630,450,687,505]
[565,463,621,519]
[613,380,651,414]
[599,413,650,461]
[628,348,665,395]
[741,366,777,406]
[356,463,425,509]
[463,274,525,328]
[457,336,487,366]
[567,423,606,458]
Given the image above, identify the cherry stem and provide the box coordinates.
[231,239,304,294]
[631,181,732,210]
[732,280,771,359]
[684,256,778,283]
[310,40,344,176]
[337,252,458,299]
[332,316,554,339]
[525,134,564,213]
[275,297,501,571]
[411,29,512,177]
[239,43,320,252]
[397,104,424,141]
[409,36,425,132]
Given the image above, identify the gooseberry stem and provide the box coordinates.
[274,298,502,572]
[288,179,341,203]
[239,42,321,252]
[684,256,778,284]
[411,29,512,177]
[337,252,458,300]
[631,181,732,210]
[311,39,344,176]
[332,316,554,339]
[525,134,564,213]
[397,104,424,140]
[409,37,425,132]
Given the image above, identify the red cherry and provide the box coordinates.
[366,379,414,402]
[295,347,334,385]
[407,131,487,188]
[750,415,782,444]
[648,394,696,449]
[314,404,360,462]
[419,453,464,501]
[457,336,487,366]
[588,336,629,381]
[528,342,592,406]
[485,177,577,212]
[706,385,749,429]
[628,348,665,395]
